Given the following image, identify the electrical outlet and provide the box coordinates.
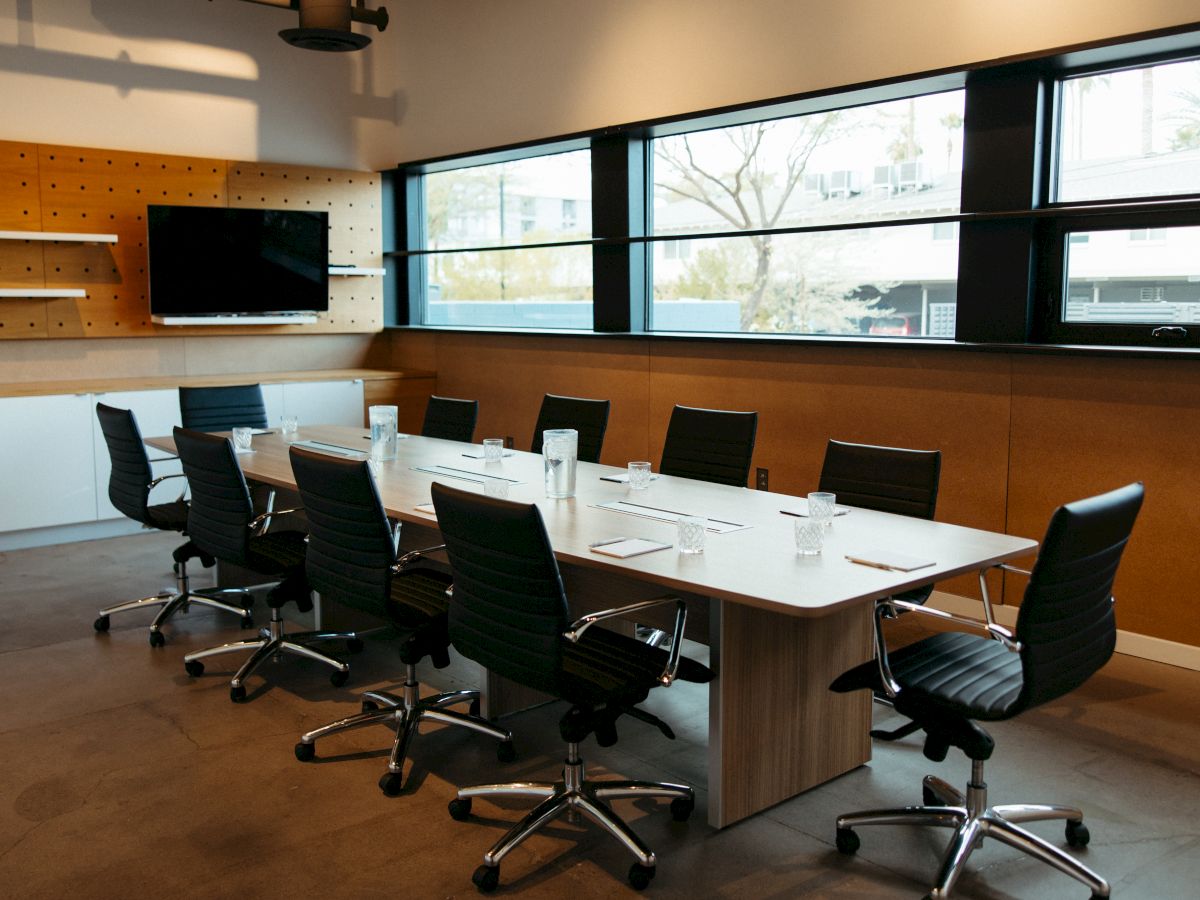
[504,435,514,449]
[756,467,769,491]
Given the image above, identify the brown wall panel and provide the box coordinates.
[0,142,42,231]
[1009,355,1200,646]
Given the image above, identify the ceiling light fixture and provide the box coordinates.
[238,0,388,52]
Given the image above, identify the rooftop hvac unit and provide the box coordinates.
[828,170,861,199]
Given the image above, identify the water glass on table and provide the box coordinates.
[794,518,824,555]
[808,491,837,527]
[483,477,510,500]
[232,427,253,452]
[627,461,652,490]
[482,438,505,463]
[280,415,299,443]
[677,515,707,554]
[369,405,397,462]
[543,428,578,499]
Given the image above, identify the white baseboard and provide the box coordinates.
[929,590,1200,673]
[0,518,145,552]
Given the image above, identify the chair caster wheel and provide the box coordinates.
[230,684,247,703]
[240,615,254,629]
[448,797,473,821]
[346,638,364,654]
[362,699,379,713]
[93,615,110,633]
[628,863,655,890]
[185,660,204,677]
[670,794,695,822]
[471,863,499,893]
[379,771,405,797]
[294,741,315,762]
[1066,819,1090,847]
[923,785,938,806]
[330,668,350,688]
[148,630,165,648]
[836,827,860,855]
[496,740,516,763]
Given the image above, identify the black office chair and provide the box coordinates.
[92,404,254,646]
[179,384,269,431]
[529,393,611,464]
[421,395,479,443]
[659,404,758,487]
[819,438,942,740]
[173,427,355,702]
[288,447,513,794]
[831,482,1144,900]
[431,482,713,893]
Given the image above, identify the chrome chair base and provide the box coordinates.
[94,558,252,647]
[449,743,694,891]
[836,763,1109,899]
[294,665,513,795]
[182,608,354,701]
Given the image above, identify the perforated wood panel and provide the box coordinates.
[0,140,383,340]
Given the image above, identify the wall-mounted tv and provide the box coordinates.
[148,205,329,322]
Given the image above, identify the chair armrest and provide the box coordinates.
[886,598,1022,651]
[997,563,1032,577]
[565,595,688,687]
[147,472,186,490]
[392,544,447,573]
[248,507,302,534]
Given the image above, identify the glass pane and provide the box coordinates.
[650,224,957,336]
[1062,225,1200,324]
[424,245,593,329]
[1057,58,1200,202]
[425,150,592,250]
[652,90,963,236]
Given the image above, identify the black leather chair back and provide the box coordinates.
[432,482,569,695]
[96,403,154,524]
[421,395,479,443]
[660,405,758,487]
[289,447,395,615]
[1015,482,1143,710]
[530,394,610,464]
[173,426,255,565]
[179,384,268,431]
[819,439,941,519]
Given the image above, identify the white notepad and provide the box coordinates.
[845,548,935,572]
[589,538,672,558]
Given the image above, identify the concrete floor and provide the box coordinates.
[1,530,1198,899]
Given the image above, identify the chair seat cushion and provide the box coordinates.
[144,499,189,532]
[559,626,713,709]
[833,631,1023,721]
[247,531,310,611]
[387,568,454,667]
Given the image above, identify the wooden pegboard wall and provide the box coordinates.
[0,139,383,340]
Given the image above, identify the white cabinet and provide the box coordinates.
[282,379,364,427]
[0,394,98,531]
[92,389,183,522]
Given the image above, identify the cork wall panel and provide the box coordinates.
[227,161,383,334]
[0,140,382,341]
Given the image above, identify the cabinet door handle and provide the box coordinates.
[1152,326,1188,340]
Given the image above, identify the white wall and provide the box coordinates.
[389,0,1200,162]
[0,0,401,170]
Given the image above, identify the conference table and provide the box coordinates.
[149,425,1037,828]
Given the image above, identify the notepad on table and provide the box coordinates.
[845,548,935,572]
[589,537,672,559]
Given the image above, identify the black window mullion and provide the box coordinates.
[590,133,646,332]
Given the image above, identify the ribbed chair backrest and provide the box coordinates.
[289,447,395,615]
[173,426,255,566]
[818,439,941,520]
[1015,482,1143,711]
[96,403,155,524]
[659,405,758,487]
[529,394,611,464]
[179,384,268,432]
[421,395,479,443]
[432,482,569,696]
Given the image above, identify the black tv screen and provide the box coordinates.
[148,205,329,318]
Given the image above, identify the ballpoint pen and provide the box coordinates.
[589,537,627,548]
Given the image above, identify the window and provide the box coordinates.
[649,90,964,336]
[419,149,592,329]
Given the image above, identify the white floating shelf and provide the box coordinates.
[0,288,87,298]
[0,230,118,244]
[328,265,385,276]
[152,314,318,326]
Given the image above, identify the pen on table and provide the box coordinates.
[589,537,627,548]
[845,556,898,572]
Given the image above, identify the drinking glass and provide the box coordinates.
[543,428,578,499]
[808,491,837,527]
[232,427,253,452]
[482,438,504,463]
[368,405,397,462]
[795,518,824,555]
[280,415,299,442]
[628,461,652,490]
[483,477,510,499]
[677,515,706,554]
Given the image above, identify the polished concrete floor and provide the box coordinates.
[2,530,1199,899]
